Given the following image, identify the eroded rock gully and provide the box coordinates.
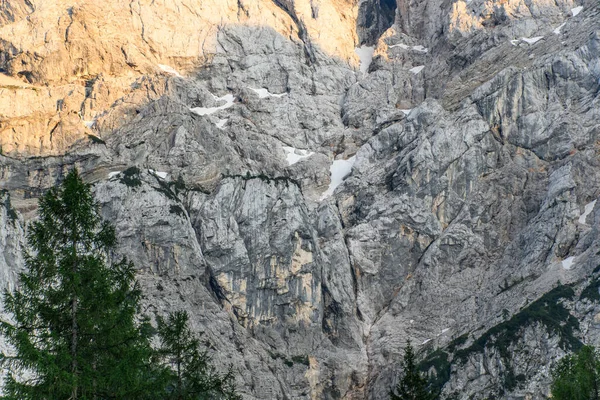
[1,0,600,398]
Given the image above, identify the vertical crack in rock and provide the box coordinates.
[357,0,397,45]
[271,0,317,64]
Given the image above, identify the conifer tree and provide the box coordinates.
[391,340,434,400]
[551,345,600,400]
[156,310,241,400]
[0,169,160,399]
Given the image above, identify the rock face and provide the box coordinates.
[1,0,600,399]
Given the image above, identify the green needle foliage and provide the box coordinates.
[156,310,241,400]
[391,341,435,400]
[551,345,600,400]
[0,169,160,400]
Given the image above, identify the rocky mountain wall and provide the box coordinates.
[1,0,600,398]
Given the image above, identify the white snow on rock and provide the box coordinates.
[388,44,428,53]
[441,328,450,334]
[510,39,520,46]
[400,109,412,116]
[215,119,228,129]
[249,88,287,99]
[578,200,596,224]
[149,169,168,179]
[562,256,576,270]
[553,23,566,34]
[83,120,95,128]
[521,36,544,44]
[355,46,375,74]
[320,156,356,200]
[282,146,314,166]
[571,6,583,16]
[389,43,410,49]
[409,65,425,74]
[421,338,432,345]
[190,94,235,116]
[158,64,182,77]
[108,171,120,179]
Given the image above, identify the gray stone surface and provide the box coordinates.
[1,0,600,399]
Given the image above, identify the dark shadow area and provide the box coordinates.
[357,0,398,46]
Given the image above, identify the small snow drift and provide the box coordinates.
[355,46,375,74]
[553,23,566,35]
[149,169,168,179]
[158,64,182,77]
[578,200,596,224]
[571,6,583,16]
[320,156,356,199]
[521,36,544,44]
[107,171,120,179]
[562,256,575,270]
[389,44,428,53]
[83,120,95,128]
[190,94,235,116]
[510,39,520,46]
[215,119,228,129]
[409,65,425,74]
[249,88,287,99]
[282,146,314,166]
[400,109,412,116]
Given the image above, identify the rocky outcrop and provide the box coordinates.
[1,0,600,399]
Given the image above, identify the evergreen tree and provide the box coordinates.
[551,345,600,400]
[391,341,434,400]
[156,310,241,400]
[0,169,160,399]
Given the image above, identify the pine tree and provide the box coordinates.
[0,169,160,399]
[391,340,434,400]
[156,310,241,400]
[551,345,600,400]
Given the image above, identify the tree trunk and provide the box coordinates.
[71,296,78,400]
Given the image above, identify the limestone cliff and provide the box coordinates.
[1,0,600,398]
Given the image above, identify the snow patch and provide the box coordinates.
[578,200,596,224]
[149,169,168,179]
[158,64,182,77]
[108,171,120,179]
[510,39,520,46]
[441,328,450,334]
[190,94,235,116]
[83,120,95,128]
[215,119,228,129]
[421,339,432,345]
[562,256,575,270]
[571,6,583,16]
[249,88,286,99]
[388,44,428,53]
[400,109,412,116]
[355,46,375,74]
[409,65,425,74]
[553,23,566,35]
[521,36,544,44]
[389,43,410,49]
[320,156,356,200]
[282,146,314,166]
